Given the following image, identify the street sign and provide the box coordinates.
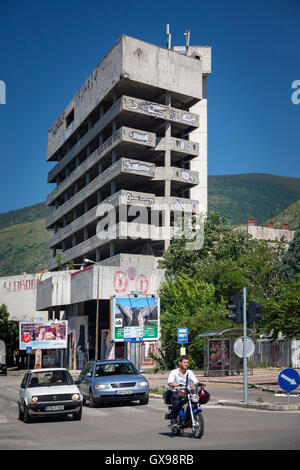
[278,368,300,392]
[123,326,143,342]
[233,336,255,358]
[177,328,188,344]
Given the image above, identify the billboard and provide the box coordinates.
[110,296,160,342]
[19,321,68,350]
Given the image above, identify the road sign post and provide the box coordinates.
[278,368,300,405]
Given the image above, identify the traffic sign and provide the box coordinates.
[178,328,188,344]
[26,346,32,354]
[233,337,255,358]
[278,368,300,392]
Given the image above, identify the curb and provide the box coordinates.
[218,399,300,411]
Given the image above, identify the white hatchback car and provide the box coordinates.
[18,368,83,423]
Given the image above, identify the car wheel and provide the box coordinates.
[89,390,97,408]
[73,407,82,421]
[139,396,149,405]
[23,405,31,423]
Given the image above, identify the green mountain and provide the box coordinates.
[265,199,300,230]
[0,173,299,277]
[0,218,51,276]
[208,173,300,225]
[0,202,51,230]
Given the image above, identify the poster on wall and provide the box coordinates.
[208,339,230,370]
[19,321,68,350]
[68,316,89,370]
[110,296,160,342]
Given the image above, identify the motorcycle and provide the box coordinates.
[164,384,210,438]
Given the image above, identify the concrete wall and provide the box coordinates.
[47,37,123,160]
[37,254,165,310]
[238,224,295,246]
[0,273,50,322]
[47,35,204,162]
[121,36,203,101]
[36,271,73,311]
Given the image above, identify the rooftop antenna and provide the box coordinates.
[166,24,171,50]
[184,29,190,54]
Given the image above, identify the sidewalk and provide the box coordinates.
[143,368,300,411]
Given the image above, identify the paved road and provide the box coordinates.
[0,373,300,450]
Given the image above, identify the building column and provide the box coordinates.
[164,94,171,250]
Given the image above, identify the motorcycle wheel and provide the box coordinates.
[193,412,204,438]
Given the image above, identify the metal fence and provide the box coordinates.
[253,340,300,368]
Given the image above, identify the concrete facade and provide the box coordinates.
[238,219,295,248]
[37,35,211,367]
[45,35,211,269]
[0,273,49,322]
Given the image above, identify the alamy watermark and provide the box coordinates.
[0,80,6,104]
[291,80,300,105]
[95,198,205,250]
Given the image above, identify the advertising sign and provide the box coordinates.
[111,296,160,342]
[19,321,68,350]
[208,339,230,371]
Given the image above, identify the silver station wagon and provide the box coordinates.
[18,368,83,423]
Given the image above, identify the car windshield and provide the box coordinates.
[28,370,74,387]
[94,362,138,377]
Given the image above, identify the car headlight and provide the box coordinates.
[95,384,111,390]
[31,396,39,403]
[137,381,148,387]
[72,393,80,401]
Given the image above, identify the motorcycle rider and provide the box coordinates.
[168,355,206,428]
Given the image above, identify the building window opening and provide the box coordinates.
[66,109,74,128]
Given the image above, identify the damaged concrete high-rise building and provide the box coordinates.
[37,35,211,367]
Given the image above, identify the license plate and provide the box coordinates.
[45,405,64,411]
[117,389,133,395]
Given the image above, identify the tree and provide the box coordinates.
[158,274,230,368]
[157,211,287,367]
[0,304,19,366]
[279,225,300,280]
[261,276,300,340]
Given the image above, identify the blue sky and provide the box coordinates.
[0,0,299,213]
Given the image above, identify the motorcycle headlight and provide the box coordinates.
[72,393,80,401]
[191,394,199,403]
[137,381,148,387]
[31,396,39,403]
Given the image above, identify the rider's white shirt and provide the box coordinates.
[168,368,198,389]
